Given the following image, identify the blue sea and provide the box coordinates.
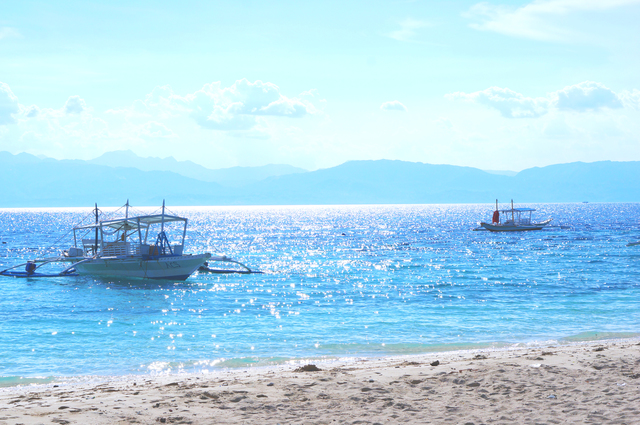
[1,203,639,386]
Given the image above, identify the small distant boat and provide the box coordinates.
[1,201,254,280]
[478,200,552,232]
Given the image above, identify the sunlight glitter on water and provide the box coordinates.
[1,203,640,378]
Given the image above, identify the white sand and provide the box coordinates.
[1,339,639,424]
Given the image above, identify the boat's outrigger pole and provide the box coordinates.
[198,256,262,274]
[0,257,80,277]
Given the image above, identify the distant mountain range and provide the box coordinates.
[88,150,307,187]
[1,151,639,207]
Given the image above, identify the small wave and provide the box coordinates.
[0,376,57,388]
[561,331,640,342]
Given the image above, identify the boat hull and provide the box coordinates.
[73,253,211,280]
[480,222,544,232]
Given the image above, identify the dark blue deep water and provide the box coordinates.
[1,203,639,384]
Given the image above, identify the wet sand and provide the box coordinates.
[1,339,639,424]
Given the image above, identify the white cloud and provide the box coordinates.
[197,79,315,117]
[139,121,175,139]
[465,0,640,42]
[224,79,282,115]
[0,85,118,157]
[18,107,112,153]
[386,18,430,42]
[0,82,19,125]
[299,89,327,112]
[380,100,408,112]
[146,85,175,106]
[64,95,88,115]
[191,104,256,131]
[447,82,624,118]
[139,85,186,118]
[300,88,322,100]
[23,105,40,118]
[113,79,319,132]
[553,81,622,111]
[0,78,327,165]
[258,97,310,117]
[619,89,640,110]
[447,87,549,118]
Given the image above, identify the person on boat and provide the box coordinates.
[25,261,36,275]
[492,210,500,225]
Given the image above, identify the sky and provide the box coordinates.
[1,0,640,172]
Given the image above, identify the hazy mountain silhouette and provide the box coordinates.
[0,152,229,207]
[88,150,307,186]
[1,151,640,207]
[512,161,640,202]
[246,160,510,204]
[483,169,518,177]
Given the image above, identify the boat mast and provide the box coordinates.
[94,203,98,255]
[511,199,514,222]
[137,217,143,251]
[160,199,167,256]
[124,199,129,242]
[181,218,187,248]
[161,199,165,233]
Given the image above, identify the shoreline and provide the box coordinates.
[3,332,638,389]
[1,335,636,390]
[2,338,639,424]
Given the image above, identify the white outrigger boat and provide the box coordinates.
[1,201,254,279]
[478,199,552,232]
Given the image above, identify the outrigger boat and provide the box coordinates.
[478,199,552,232]
[1,201,255,279]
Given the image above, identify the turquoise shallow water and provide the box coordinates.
[0,203,639,384]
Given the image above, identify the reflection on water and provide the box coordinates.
[0,203,639,378]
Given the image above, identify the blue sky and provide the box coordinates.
[1,0,640,171]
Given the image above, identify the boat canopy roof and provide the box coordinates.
[74,213,187,231]
[497,208,536,213]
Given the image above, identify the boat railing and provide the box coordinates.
[79,239,141,257]
[79,239,184,258]
[139,244,183,256]
[102,242,138,257]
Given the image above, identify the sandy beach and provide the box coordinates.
[1,339,639,425]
